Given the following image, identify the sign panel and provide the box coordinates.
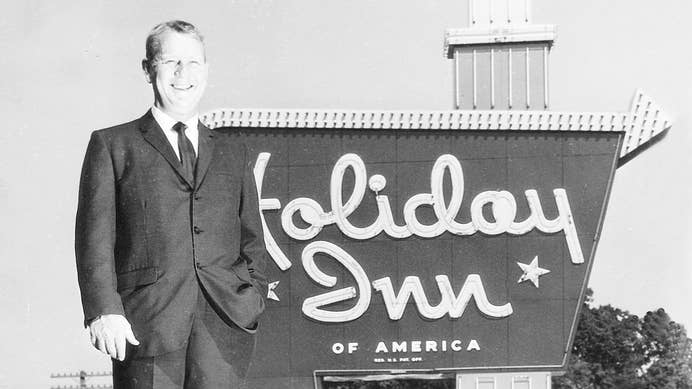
[231,128,622,388]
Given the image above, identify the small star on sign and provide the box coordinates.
[517,256,550,288]
[267,281,280,301]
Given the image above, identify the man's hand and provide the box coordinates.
[88,314,140,361]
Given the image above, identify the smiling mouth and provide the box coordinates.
[171,84,194,91]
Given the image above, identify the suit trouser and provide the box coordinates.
[112,285,256,389]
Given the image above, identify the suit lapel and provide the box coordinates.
[138,110,194,189]
[195,122,215,190]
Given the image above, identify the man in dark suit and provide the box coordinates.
[75,20,268,388]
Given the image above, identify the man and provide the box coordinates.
[75,20,268,388]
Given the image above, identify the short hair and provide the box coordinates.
[144,20,205,62]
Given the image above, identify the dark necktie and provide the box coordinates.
[173,122,196,184]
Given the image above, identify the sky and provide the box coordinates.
[1,1,691,388]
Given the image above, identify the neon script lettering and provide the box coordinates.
[253,152,582,323]
[277,153,583,264]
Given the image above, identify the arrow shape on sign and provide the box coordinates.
[202,90,671,166]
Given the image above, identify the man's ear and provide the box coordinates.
[142,59,152,83]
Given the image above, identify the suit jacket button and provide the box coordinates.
[195,262,202,269]
[193,226,202,234]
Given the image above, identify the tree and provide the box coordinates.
[554,289,692,388]
[640,308,692,388]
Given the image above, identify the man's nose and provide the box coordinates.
[174,62,190,77]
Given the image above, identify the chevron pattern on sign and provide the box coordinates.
[621,89,673,158]
[202,89,671,162]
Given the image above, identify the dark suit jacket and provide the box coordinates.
[75,110,268,357]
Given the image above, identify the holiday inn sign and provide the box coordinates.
[200,88,670,385]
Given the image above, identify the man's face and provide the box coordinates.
[145,31,208,120]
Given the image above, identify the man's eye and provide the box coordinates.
[163,60,177,66]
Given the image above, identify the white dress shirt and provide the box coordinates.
[151,106,200,160]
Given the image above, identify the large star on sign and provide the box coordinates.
[516,256,551,288]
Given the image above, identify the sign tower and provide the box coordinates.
[201,2,671,388]
[446,0,555,110]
